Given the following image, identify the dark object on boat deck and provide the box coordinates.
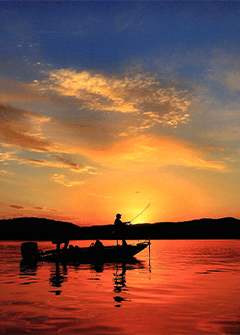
[21,242,38,261]
[52,239,69,254]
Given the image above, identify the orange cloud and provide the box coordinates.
[36,69,192,130]
[52,174,84,187]
[0,104,52,152]
[78,135,225,171]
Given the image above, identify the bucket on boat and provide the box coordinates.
[21,242,38,261]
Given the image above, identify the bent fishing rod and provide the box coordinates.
[129,199,152,224]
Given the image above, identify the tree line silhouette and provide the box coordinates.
[1,217,239,240]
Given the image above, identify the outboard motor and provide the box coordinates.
[21,242,38,262]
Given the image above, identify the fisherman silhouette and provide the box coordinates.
[114,213,130,246]
[93,239,104,250]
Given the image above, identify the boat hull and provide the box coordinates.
[36,241,150,263]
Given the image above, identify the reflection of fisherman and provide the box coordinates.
[114,214,130,246]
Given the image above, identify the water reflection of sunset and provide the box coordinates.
[1,240,240,334]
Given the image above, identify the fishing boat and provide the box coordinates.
[21,240,150,263]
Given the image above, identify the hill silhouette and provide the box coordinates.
[0,217,239,241]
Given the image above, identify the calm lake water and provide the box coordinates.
[0,240,240,334]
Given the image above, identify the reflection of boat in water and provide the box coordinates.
[20,254,146,299]
[49,262,68,295]
[113,263,129,307]
[21,240,150,264]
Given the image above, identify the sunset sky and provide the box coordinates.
[1,1,240,226]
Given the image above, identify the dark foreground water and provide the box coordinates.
[0,240,240,334]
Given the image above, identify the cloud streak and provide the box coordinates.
[10,205,25,210]
[0,78,46,105]
[0,149,96,175]
[80,135,225,171]
[0,104,52,152]
[25,156,95,173]
[52,174,84,187]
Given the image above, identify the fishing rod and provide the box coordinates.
[129,199,152,224]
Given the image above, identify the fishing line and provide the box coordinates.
[130,199,152,223]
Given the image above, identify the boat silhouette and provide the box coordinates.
[21,240,150,263]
